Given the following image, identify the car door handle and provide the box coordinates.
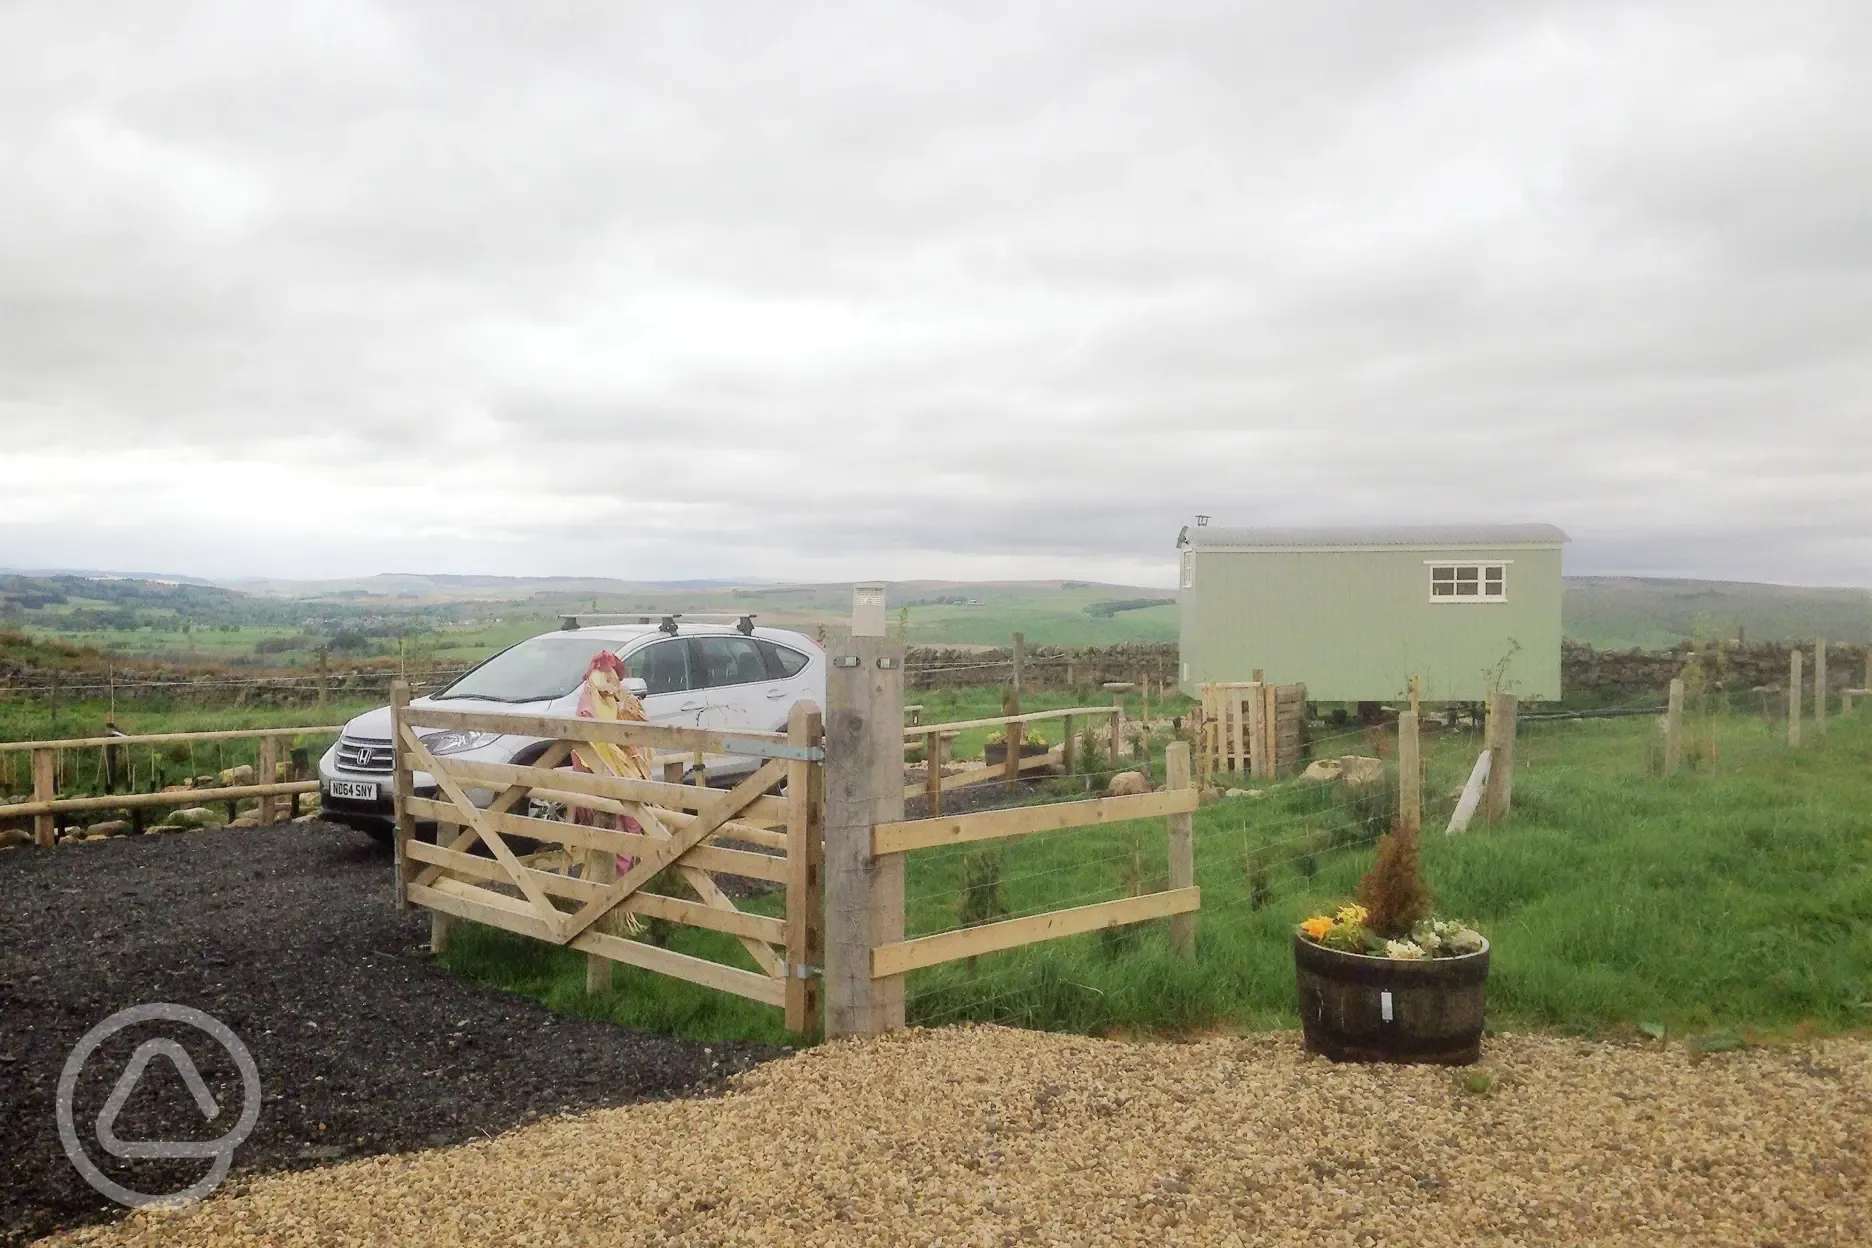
[765,688,787,699]
[680,701,704,712]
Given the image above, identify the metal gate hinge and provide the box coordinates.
[790,963,823,980]
[875,657,899,669]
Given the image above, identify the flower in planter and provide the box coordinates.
[1297,823,1483,961]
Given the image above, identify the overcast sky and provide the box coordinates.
[2,1,1869,588]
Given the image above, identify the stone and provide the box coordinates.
[1224,788,1250,798]
[1106,771,1150,797]
[218,764,256,787]
[165,806,223,829]
[85,820,131,838]
[1199,786,1222,802]
[1338,756,1385,788]
[231,813,262,828]
[82,833,110,843]
[1302,759,1343,783]
[0,828,31,848]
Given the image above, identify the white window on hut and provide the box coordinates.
[1429,563,1507,602]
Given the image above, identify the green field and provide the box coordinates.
[1564,576,1872,649]
[439,697,1872,1048]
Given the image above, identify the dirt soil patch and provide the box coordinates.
[47,1025,1871,1247]
[0,823,785,1246]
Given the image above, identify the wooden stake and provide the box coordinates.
[1246,684,1266,779]
[1815,638,1827,735]
[257,737,279,826]
[430,910,452,956]
[1398,711,1420,834]
[1484,692,1516,823]
[31,747,55,848]
[584,839,616,995]
[1165,742,1195,957]
[1789,649,1803,748]
[784,701,825,1034]
[1011,632,1024,695]
[924,729,942,816]
[1110,692,1123,769]
[823,636,906,1038]
[1062,715,1076,774]
[1664,678,1684,777]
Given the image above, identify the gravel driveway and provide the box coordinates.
[0,822,785,1246]
[41,1025,1872,1247]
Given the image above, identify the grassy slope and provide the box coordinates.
[442,701,1872,1047]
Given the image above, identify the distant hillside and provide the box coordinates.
[1563,577,1872,649]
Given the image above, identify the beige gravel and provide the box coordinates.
[52,1027,1870,1247]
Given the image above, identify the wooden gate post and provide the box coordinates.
[390,680,414,910]
[1815,638,1827,735]
[31,747,55,848]
[1398,711,1421,834]
[1789,649,1803,748]
[1484,692,1517,823]
[1012,632,1024,695]
[1664,678,1684,777]
[824,635,906,1038]
[1165,742,1196,957]
[784,701,826,1035]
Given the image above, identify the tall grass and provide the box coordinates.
[449,705,1872,1044]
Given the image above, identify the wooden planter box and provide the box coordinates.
[1293,934,1490,1065]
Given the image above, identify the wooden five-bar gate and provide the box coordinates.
[391,688,827,1033]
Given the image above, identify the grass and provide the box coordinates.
[437,697,1872,1048]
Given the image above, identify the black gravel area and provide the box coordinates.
[0,822,788,1246]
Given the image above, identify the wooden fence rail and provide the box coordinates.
[901,705,1120,811]
[0,724,340,846]
[866,742,1201,981]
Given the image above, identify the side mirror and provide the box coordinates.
[622,677,649,698]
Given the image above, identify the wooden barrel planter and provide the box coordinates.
[1293,934,1490,1065]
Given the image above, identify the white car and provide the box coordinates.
[317,617,825,843]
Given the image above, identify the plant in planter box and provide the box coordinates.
[1292,818,1490,1064]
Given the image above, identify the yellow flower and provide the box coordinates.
[1300,916,1335,940]
[1336,903,1369,926]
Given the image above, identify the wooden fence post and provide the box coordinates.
[256,736,279,826]
[1062,715,1076,774]
[1110,693,1123,767]
[1004,692,1022,791]
[1664,678,1684,777]
[1012,632,1024,695]
[1789,649,1803,748]
[1484,692,1516,823]
[31,747,55,848]
[784,701,826,1035]
[1398,711,1420,834]
[317,648,329,708]
[1815,638,1827,735]
[924,729,942,815]
[823,635,906,1038]
[390,680,413,910]
[1165,741,1195,957]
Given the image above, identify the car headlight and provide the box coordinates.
[420,729,499,756]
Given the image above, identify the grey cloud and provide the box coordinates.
[1,0,1869,585]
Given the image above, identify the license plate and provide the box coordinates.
[327,780,378,801]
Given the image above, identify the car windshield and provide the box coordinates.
[434,635,616,703]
